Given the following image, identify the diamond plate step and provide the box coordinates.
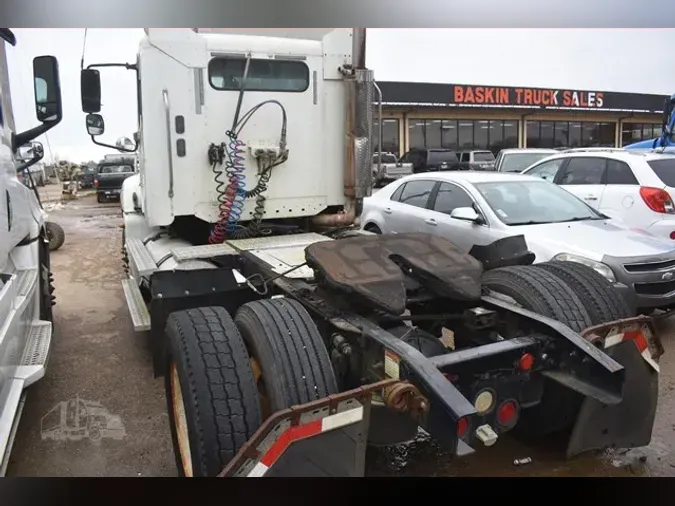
[15,320,53,388]
[172,243,237,262]
[226,232,331,252]
[122,279,151,332]
[21,321,52,367]
[16,269,38,297]
[126,238,157,278]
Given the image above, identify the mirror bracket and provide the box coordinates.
[90,135,138,153]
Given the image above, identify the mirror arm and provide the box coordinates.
[16,152,45,172]
[86,62,137,71]
[12,120,60,153]
[90,135,137,153]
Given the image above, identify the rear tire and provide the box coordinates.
[45,221,65,252]
[235,297,338,416]
[164,306,262,477]
[536,261,634,324]
[482,265,592,438]
[97,193,104,203]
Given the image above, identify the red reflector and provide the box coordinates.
[639,186,675,214]
[519,353,534,371]
[670,231,675,240]
[623,330,648,353]
[457,417,468,437]
[497,400,518,427]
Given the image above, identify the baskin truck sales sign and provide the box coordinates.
[453,85,605,108]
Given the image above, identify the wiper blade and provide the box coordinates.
[508,220,549,226]
[556,216,598,223]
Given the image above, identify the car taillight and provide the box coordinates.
[639,187,675,214]
[94,179,99,188]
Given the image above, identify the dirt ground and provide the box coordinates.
[6,193,675,476]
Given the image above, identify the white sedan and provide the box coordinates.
[360,171,675,311]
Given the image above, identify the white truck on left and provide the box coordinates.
[0,28,63,475]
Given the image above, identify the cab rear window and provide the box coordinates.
[208,57,309,93]
[648,159,675,187]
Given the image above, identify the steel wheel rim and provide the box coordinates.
[250,357,271,419]
[169,363,193,477]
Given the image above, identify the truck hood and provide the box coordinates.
[509,219,675,262]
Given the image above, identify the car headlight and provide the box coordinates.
[553,253,616,282]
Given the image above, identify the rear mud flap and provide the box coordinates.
[567,340,658,458]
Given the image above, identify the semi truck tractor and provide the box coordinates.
[624,93,675,152]
[80,28,665,477]
[0,28,63,475]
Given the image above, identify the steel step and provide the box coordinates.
[122,279,151,332]
[171,243,237,262]
[15,320,53,387]
[126,238,157,278]
[16,269,38,297]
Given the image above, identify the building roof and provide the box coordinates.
[378,82,668,114]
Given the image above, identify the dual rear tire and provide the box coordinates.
[164,299,337,477]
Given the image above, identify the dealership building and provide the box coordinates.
[374,82,668,156]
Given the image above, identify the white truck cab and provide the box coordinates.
[0,28,63,474]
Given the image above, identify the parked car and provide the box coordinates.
[458,150,496,171]
[521,149,675,240]
[372,152,413,187]
[94,161,136,203]
[494,148,558,173]
[399,148,471,173]
[79,166,97,189]
[360,171,675,312]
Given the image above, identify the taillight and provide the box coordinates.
[457,417,469,438]
[94,179,99,188]
[519,353,534,372]
[496,400,519,429]
[639,187,675,214]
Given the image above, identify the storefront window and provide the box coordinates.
[527,120,617,148]
[425,119,443,148]
[489,120,503,153]
[374,118,401,154]
[408,118,519,153]
[621,123,662,147]
[409,120,425,150]
[458,121,474,150]
[474,120,489,150]
[441,120,458,150]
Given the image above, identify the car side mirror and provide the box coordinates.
[86,113,105,136]
[81,68,102,113]
[33,56,62,123]
[450,207,481,223]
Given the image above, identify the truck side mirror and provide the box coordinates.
[33,56,62,123]
[86,113,105,136]
[81,69,102,113]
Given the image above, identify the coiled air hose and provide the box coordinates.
[208,98,289,244]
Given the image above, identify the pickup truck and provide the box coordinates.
[458,150,496,171]
[94,162,135,203]
[399,148,472,173]
[372,152,413,187]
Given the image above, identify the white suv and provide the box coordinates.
[522,148,675,240]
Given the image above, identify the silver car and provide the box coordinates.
[360,171,675,311]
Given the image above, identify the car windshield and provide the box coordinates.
[99,165,133,174]
[647,158,675,187]
[428,150,458,164]
[474,152,495,162]
[502,153,554,172]
[474,180,604,226]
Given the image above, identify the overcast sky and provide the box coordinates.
[6,28,675,163]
